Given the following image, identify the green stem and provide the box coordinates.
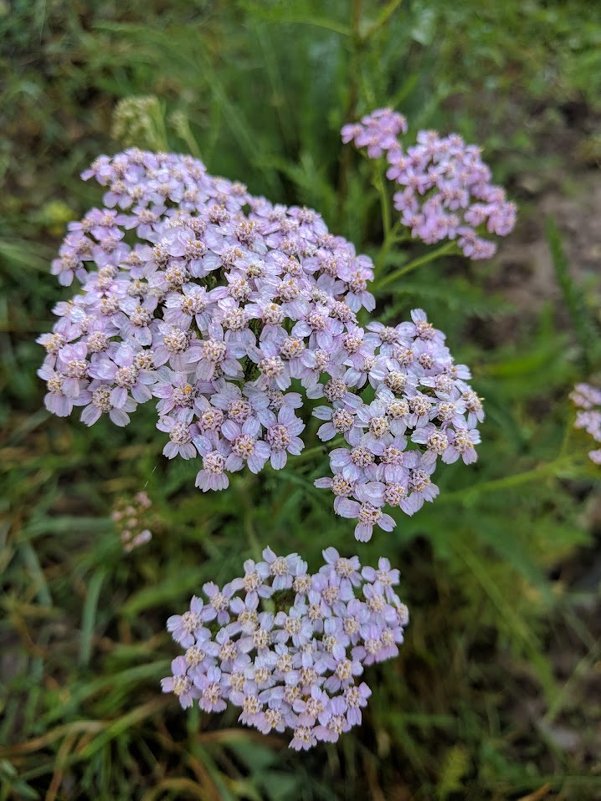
[542,637,601,725]
[361,0,404,42]
[351,0,363,38]
[238,478,262,561]
[374,241,457,292]
[375,222,405,272]
[438,456,577,504]
[277,15,352,37]
[294,438,344,464]
[153,101,170,151]
[374,167,392,240]
[337,0,363,210]
[175,115,202,159]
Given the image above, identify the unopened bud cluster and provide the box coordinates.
[111,490,153,552]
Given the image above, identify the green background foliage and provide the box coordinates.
[1,1,600,799]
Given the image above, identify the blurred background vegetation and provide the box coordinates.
[1,1,601,799]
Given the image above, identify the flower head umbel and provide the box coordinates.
[313,308,484,540]
[342,108,516,259]
[161,548,408,748]
[39,150,485,544]
[341,108,408,158]
[39,149,377,495]
[39,125,511,756]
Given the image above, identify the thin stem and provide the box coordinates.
[373,241,457,292]
[374,221,403,272]
[558,408,576,458]
[238,477,263,561]
[350,0,363,122]
[275,15,352,37]
[543,637,601,725]
[351,0,363,37]
[153,101,170,152]
[245,522,262,563]
[361,0,404,42]
[337,0,363,210]
[175,115,202,159]
[438,456,577,504]
[254,23,295,151]
[294,438,344,464]
[374,166,392,239]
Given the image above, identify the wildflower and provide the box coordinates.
[40,149,375,494]
[161,656,195,709]
[162,548,408,748]
[265,407,305,469]
[341,108,408,158]
[39,149,485,541]
[194,434,230,491]
[313,309,483,540]
[336,498,396,542]
[343,109,516,258]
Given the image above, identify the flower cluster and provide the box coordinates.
[111,490,153,552]
[341,107,408,158]
[342,108,516,259]
[161,547,408,749]
[37,149,484,507]
[570,382,601,464]
[38,148,377,493]
[313,308,484,540]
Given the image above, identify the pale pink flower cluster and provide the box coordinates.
[313,308,483,540]
[38,150,484,510]
[37,146,494,747]
[38,149,376,493]
[342,108,517,259]
[162,547,408,749]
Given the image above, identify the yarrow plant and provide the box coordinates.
[570,383,601,463]
[161,547,408,749]
[342,108,517,259]
[37,108,515,744]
